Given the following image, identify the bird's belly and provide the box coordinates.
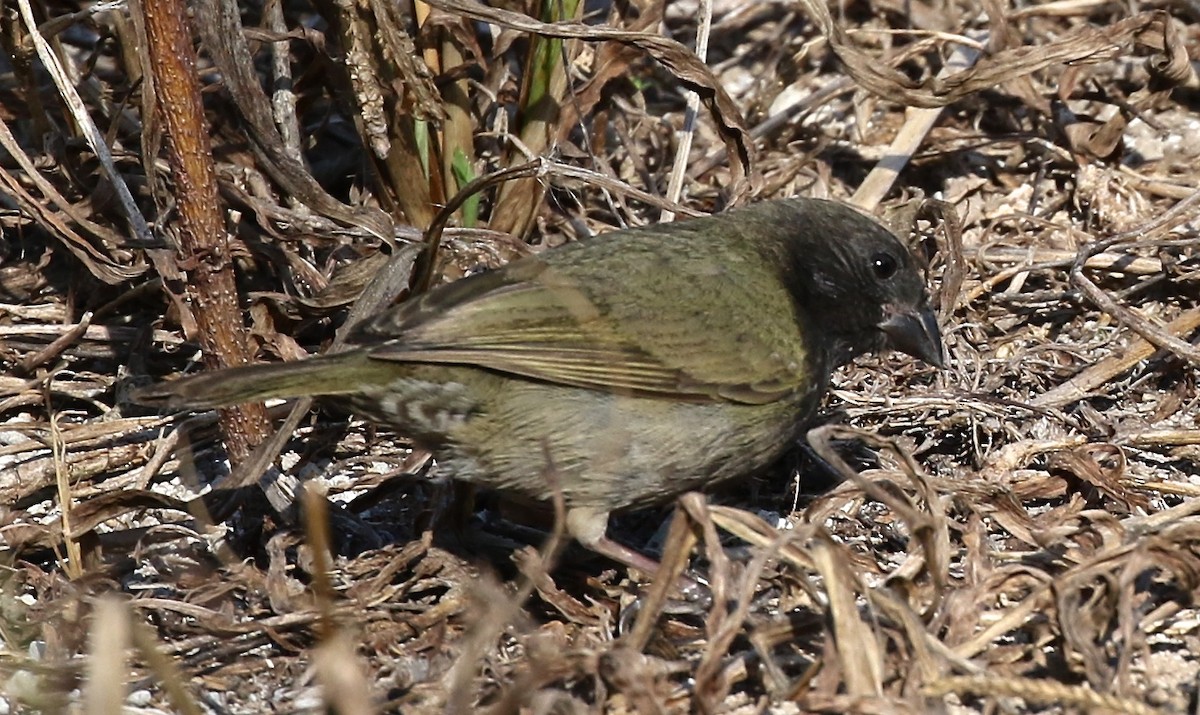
[439,379,818,512]
[336,365,819,512]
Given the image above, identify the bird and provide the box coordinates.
[133,197,943,575]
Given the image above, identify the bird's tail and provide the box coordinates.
[131,352,384,411]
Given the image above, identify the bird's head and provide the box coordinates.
[772,199,944,369]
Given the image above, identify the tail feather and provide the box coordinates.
[132,353,377,411]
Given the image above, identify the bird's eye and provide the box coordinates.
[871,252,898,280]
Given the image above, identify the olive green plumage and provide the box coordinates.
[134,197,942,569]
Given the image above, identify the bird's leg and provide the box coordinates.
[564,506,674,575]
[566,507,710,606]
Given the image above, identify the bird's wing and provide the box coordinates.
[353,230,814,405]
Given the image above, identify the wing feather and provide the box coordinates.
[352,216,814,404]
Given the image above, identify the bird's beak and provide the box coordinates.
[880,305,944,368]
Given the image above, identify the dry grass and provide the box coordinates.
[2,0,1199,712]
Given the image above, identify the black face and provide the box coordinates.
[777,200,942,368]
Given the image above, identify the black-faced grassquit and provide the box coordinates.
[134,197,943,573]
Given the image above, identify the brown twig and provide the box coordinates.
[138,0,272,464]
